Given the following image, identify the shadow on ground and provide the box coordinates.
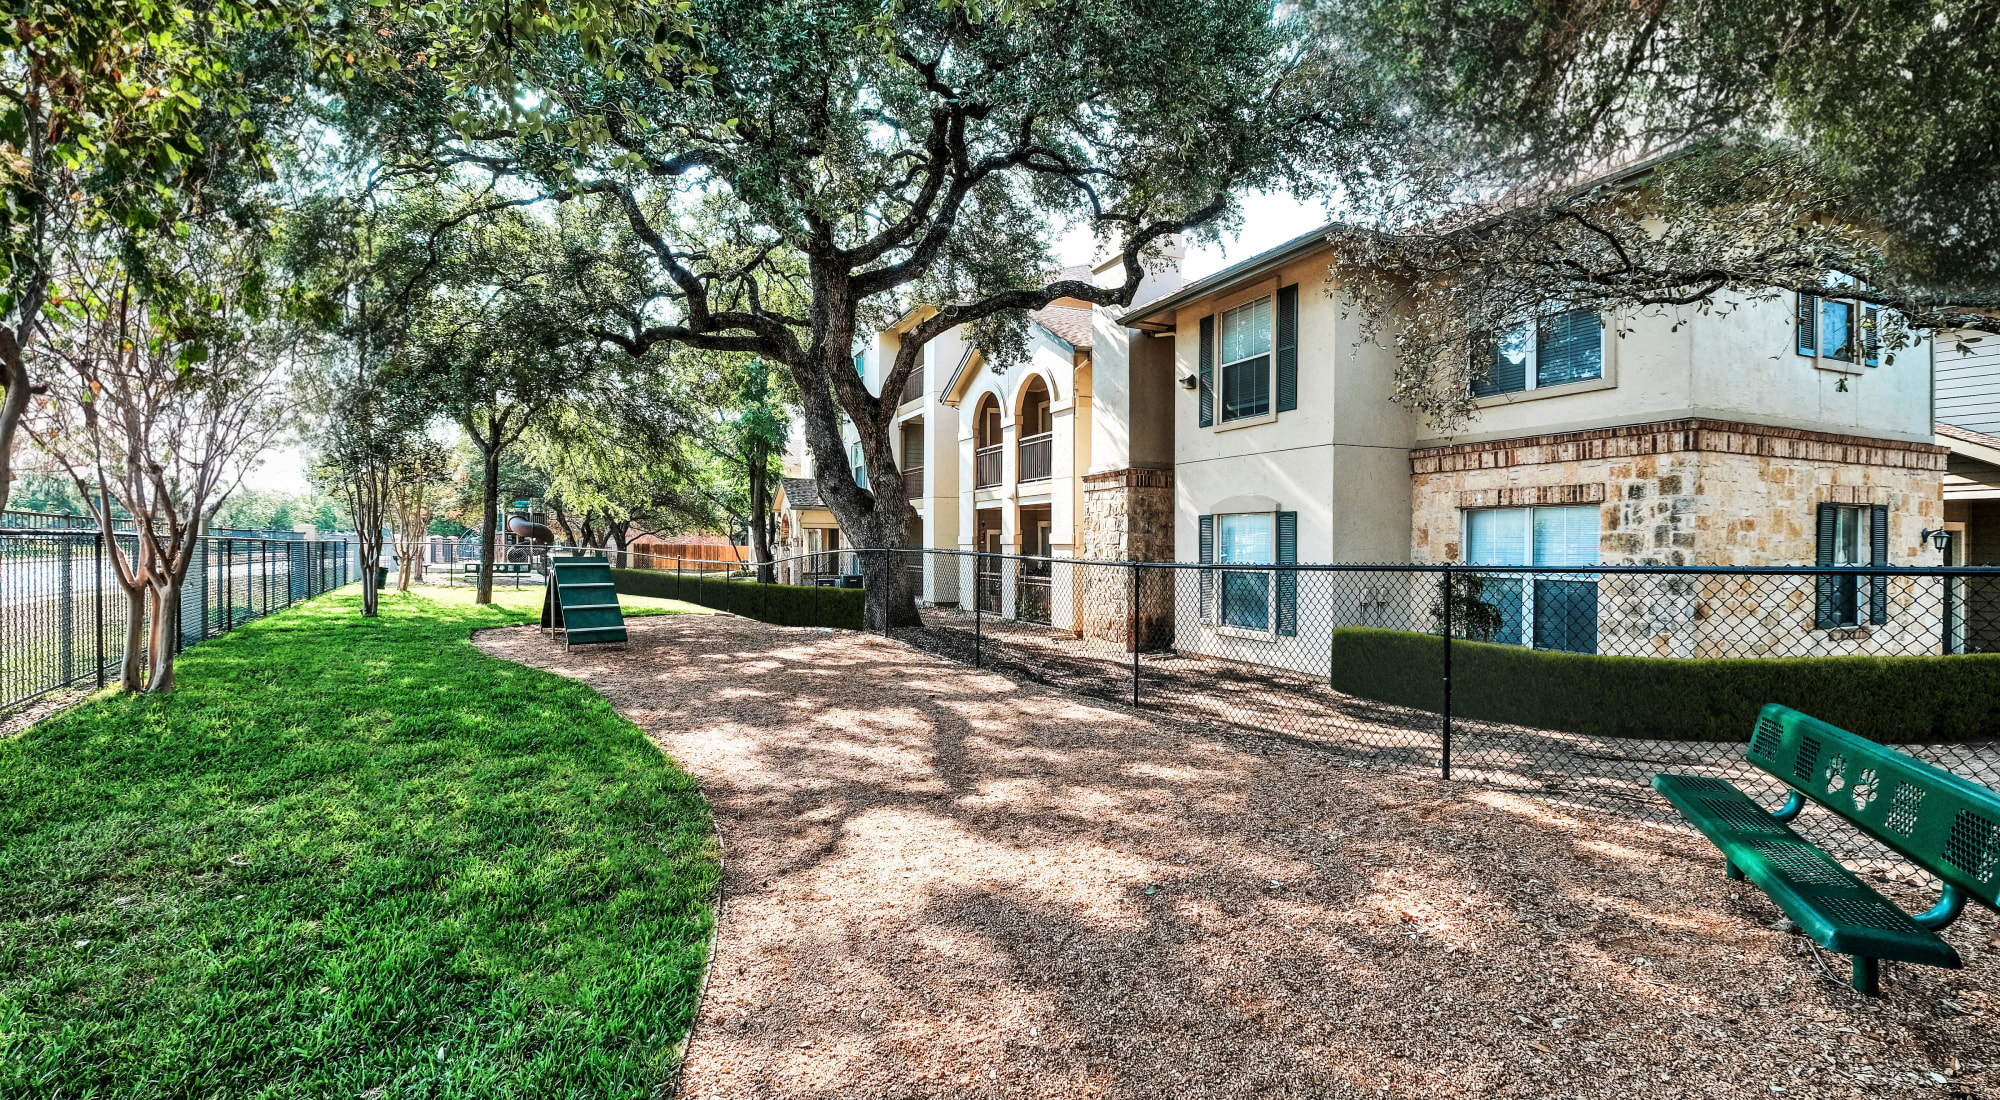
[479,616,2000,1100]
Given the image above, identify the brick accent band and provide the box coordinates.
[1083,467,1174,490]
[1458,483,1607,509]
[1410,419,1947,476]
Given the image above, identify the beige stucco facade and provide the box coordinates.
[1116,225,1946,671]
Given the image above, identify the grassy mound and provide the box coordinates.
[0,589,719,1098]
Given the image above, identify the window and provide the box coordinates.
[851,441,867,489]
[1197,510,1299,636]
[1218,512,1274,630]
[1472,310,1603,396]
[1815,503,1887,628]
[1219,296,1273,422]
[1462,504,1600,653]
[1797,289,1880,367]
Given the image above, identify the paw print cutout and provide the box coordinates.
[1824,754,1848,794]
[1852,769,1880,812]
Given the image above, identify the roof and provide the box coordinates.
[778,477,824,509]
[1938,421,2000,451]
[1028,303,1093,350]
[1119,152,1683,331]
[1118,222,1338,329]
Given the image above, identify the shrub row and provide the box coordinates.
[1328,626,2000,744]
[611,568,865,630]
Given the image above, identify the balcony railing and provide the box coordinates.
[901,364,925,405]
[975,444,1003,488]
[1018,432,1053,483]
[902,466,924,500]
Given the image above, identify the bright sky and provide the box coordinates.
[240,442,313,495]
[1057,189,1333,284]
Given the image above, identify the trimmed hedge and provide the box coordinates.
[610,568,865,630]
[1329,626,2000,745]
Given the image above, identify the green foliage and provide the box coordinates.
[611,568,864,630]
[1329,627,2000,745]
[0,589,719,1097]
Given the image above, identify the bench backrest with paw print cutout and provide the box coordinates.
[1653,703,2000,996]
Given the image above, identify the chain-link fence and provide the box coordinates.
[614,545,2000,886]
[0,529,351,713]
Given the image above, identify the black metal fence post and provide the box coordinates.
[973,554,982,669]
[1440,564,1453,781]
[95,531,106,688]
[1130,561,1140,707]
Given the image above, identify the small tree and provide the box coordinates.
[28,234,293,691]
[387,436,451,589]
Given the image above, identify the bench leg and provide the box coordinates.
[1725,860,1743,881]
[1851,956,1880,997]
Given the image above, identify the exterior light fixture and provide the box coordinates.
[1919,527,1951,553]
[1180,374,1198,390]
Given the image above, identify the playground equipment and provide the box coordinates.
[541,553,628,650]
[505,514,555,566]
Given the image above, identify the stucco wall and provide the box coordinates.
[1437,298,1935,448]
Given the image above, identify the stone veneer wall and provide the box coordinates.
[1409,419,1948,658]
[1077,468,1175,649]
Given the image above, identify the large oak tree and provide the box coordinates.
[361,0,1402,628]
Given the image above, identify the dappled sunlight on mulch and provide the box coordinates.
[479,616,2000,1100]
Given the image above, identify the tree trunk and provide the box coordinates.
[146,580,180,694]
[0,338,30,518]
[357,527,382,616]
[477,444,499,604]
[118,583,147,692]
[608,524,630,568]
[748,435,775,583]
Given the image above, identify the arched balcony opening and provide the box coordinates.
[1018,377,1053,483]
[974,394,1003,488]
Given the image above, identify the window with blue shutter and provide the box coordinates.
[1797,293,1819,356]
[1275,511,1298,636]
[1276,286,1298,412]
[1197,317,1214,428]
[1197,514,1215,622]
[1218,296,1273,422]
[1863,306,1881,367]
[1815,502,1881,628]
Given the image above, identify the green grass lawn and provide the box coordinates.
[0,588,720,1098]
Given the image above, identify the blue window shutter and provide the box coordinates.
[1797,293,1818,356]
[1535,310,1603,386]
[1198,514,1215,623]
[1198,316,1215,428]
[1814,503,1838,629]
[1276,285,1298,412]
[1275,511,1298,636]
[1870,504,1889,625]
[1863,306,1881,367]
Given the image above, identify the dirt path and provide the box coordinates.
[477,615,2000,1100]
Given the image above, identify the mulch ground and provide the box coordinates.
[477,614,2000,1100]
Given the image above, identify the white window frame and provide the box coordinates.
[852,441,867,489]
[1826,502,1867,627]
[1214,510,1278,639]
[1461,504,1600,649]
[1798,288,1879,375]
[1216,295,1275,427]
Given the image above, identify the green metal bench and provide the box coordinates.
[1654,703,2000,996]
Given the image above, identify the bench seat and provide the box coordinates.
[1653,773,1960,971]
